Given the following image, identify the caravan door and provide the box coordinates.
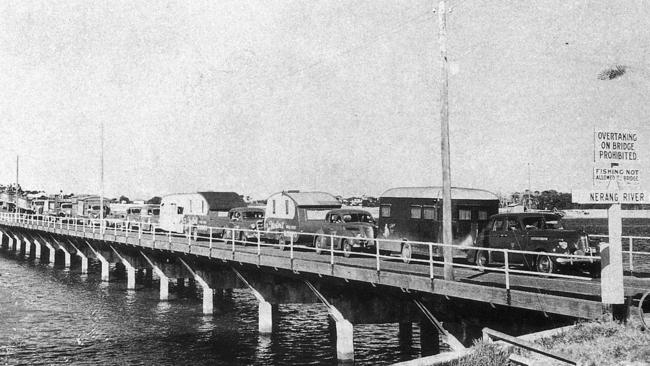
[159,202,185,233]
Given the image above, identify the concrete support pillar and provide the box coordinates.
[42,239,56,265]
[232,268,276,334]
[178,258,214,315]
[67,240,87,274]
[201,286,214,314]
[140,251,170,301]
[111,246,136,290]
[59,245,71,268]
[0,231,4,248]
[33,238,42,259]
[419,320,440,356]
[160,275,169,300]
[86,241,109,281]
[258,301,273,334]
[7,235,14,250]
[13,235,22,253]
[23,237,31,257]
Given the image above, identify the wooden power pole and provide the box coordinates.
[438,0,454,281]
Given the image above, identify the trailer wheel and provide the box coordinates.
[314,236,324,255]
[401,242,412,264]
[342,239,353,258]
[475,250,489,271]
[278,236,289,251]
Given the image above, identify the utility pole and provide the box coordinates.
[100,122,104,234]
[15,155,19,220]
[438,0,454,281]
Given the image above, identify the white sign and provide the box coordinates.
[572,189,649,204]
[594,129,639,162]
[592,166,641,186]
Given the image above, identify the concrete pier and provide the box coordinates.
[179,258,214,314]
[140,251,170,301]
[86,241,110,281]
[111,246,136,290]
[67,240,87,274]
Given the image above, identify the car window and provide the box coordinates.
[492,218,505,232]
[522,217,543,230]
[507,217,521,231]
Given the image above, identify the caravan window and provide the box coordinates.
[459,209,471,221]
[380,204,391,218]
[177,207,184,215]
[272,200,276,214]
[478,210,488,220]
[410,205,422,219]
[306,209,328,221]
[285,200,289,215]
[423,206,437,220]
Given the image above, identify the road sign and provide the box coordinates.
[592,166,641,186]
[572,189,649,204]
[594,129,639,163]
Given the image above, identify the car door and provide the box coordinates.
[505,216,525,265]
[488,217,507,262]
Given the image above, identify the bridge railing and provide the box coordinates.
[3,213,650,292]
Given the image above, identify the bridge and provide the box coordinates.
[1,212,649,362]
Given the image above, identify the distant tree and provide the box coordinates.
[146,196,162,204]
[119,195,131,204]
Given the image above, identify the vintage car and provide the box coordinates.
[312,208,377,257]
[125,204,160,231]
[468,212,600,275]
[223,207,265,242]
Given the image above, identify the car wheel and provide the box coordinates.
[535,253,555,274]
[278,236,288,251]
[342,239,352,258]
[314,236,323,255]
[239,231,246,246]
[401,242,412,264]
[191,227,198,241]
[475,250,489,271]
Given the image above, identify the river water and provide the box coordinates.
[0,250,425,365]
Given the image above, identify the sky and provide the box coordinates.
[0,0,648,200]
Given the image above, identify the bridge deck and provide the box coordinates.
[3,219,649,320]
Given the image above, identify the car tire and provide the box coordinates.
[342,239,352,258]
[239,231,246,246]
[475,250,489,271]
[535,253,555,274]
[314,236,324,255]
[401,242,412,264]
[278,236,288,251]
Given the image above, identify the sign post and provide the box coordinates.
[574,128,644,318]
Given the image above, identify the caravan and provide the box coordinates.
[159,192,246,235]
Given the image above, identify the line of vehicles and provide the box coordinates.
[5,187,602,276]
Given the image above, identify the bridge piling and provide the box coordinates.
[33,238,42,259]
[13,234,22,254]
[140,251,170,301]
[50,237,71,268]
[179,258,214,314]
[86,241,110,282]
[23,236,31,257]
[67,240,88,274]
[39,237,56,265]
[111,246,136,290]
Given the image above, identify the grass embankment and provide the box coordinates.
[449,317,650,366]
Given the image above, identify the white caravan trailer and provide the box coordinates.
[158,192,245,234]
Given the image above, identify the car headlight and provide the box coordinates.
[558,241,568,250]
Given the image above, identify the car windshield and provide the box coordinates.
[522,217,544,230]
[243,211,264,219]
[342,213,374,223]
